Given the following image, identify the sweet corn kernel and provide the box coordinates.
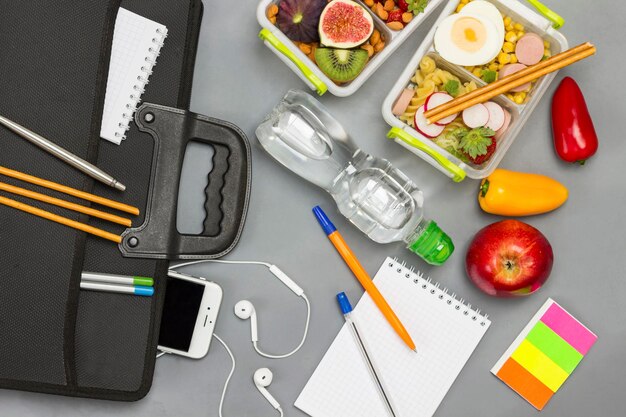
[507,93,515,101]
[489,62,499,71]
[544,40,550,48]
[517,30,525,38]
[505,31,518,42]
[510,54,518,63]
[503,16,512,26]
[502,41,515,53]
[461,0,469,3]
[514,93,525,104]
[498,63,506,70]
[456,4,464,12]
[498,52,511,64]
[506,23,515,31]
[473,68,483,77]
[465,66,475,73]
[514,23,525,31]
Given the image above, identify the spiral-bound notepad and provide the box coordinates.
[295,257,491,417]
[100,8,167,144]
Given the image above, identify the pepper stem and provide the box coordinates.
[578,160,586,166]
[480,179,490,197]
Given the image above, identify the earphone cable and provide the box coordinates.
[213,333,236,417]
[171,259,272,270]
[170,259,310,359]
[253,293,310,359]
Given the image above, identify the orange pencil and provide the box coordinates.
[313,206,417,352]
[0,195,122,244]
[0,181,132,227]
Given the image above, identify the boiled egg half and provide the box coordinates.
[434,13,501,66]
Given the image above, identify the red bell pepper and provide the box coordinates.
[551,77,598,164]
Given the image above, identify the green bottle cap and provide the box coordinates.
[407,220,454,266]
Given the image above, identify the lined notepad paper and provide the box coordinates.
[295,257,491,417]
[100,8,167,144]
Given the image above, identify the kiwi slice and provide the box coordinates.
[314,48,369,83]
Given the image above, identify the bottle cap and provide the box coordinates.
[407,220,454,266]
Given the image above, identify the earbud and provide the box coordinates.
[234,300,258,342]
[254,368,282,412]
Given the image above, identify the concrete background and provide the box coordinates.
[1,0,624,416]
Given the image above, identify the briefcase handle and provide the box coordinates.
[119,103,251,259]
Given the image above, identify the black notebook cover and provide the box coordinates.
[0,0,203,401]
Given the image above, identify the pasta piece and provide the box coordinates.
[419,56,436,75]
[411,69,425,85]
[438,70,460,86]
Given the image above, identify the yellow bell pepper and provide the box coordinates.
[478,169,568,216]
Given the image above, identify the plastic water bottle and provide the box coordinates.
[255,90,453,265]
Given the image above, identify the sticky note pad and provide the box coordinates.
[491,298,597,410]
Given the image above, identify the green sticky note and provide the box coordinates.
[526,321,584,374]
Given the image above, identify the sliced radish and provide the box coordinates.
[414,105,446,138]
[484,102,505,131]
[494,109,512,141]
[424,92,458,125]
[462,103,490,128]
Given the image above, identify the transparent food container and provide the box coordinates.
[382,0,568,181]
[257,0,446,97]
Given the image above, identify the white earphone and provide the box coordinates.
[234,300,258,342]
[171,259,310,359]
[254,368,283,416]
[168,259,309,416]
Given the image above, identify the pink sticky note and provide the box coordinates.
[540,302,597,355]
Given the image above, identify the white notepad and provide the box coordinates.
[295,257,491,417]
[100,8,167,144]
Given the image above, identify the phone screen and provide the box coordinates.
[159,277,206,352]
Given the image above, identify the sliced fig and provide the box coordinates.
[319,0,374,48]
[277,0,327,43]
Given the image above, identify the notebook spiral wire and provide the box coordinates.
[391,258,489,326]
[115,27,167,140]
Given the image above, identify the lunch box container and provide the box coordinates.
[256,0,446,97]
[382,0,567,181]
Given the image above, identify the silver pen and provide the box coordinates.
[0,115,126,191]
[337,292,399,417]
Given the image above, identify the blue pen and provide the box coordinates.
[337,292,398,417]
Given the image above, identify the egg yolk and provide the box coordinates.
[451,17,487,52]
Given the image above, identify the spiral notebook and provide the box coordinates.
[100,8,167,144]
[295,257,491,417]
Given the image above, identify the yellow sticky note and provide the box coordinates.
[511,340,569,392]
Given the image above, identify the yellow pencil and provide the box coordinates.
[0,181,131,227]
[0,195,122,243]
[0,165,139,215]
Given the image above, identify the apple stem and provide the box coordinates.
[480,180,490,197]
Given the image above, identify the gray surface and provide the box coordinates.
[1,0,625,415]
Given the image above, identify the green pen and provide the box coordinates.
[81,272,154,287]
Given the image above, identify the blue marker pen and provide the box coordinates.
[337,292,398,417]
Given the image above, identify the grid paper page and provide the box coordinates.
[100,8,167,144]
[295,257,491,417]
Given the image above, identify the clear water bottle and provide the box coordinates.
[255,90,453,265]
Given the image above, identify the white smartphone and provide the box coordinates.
[158,270,223,359]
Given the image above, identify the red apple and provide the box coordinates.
[466,220,553,297]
